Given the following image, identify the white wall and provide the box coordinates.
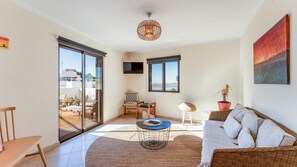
[0,1,126,147]
[125,40,240,120]
[240,0,297,131]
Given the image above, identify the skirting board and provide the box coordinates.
[157,115,202,125]
[103,114,122,124]
[43,142,60,153]
[108,113,202,125]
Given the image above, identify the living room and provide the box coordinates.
[0,0,297,166]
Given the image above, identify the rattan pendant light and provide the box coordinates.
[137,12,162,41]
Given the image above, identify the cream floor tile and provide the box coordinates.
[45,153,71,167]
[67,151,86,166]
[72,140,94,153]
[51,141,75,155]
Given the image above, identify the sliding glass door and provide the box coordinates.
[84,54,103,130]
[59,46,103,142]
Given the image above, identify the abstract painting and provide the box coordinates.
[254,15,290,84]
[0,36,9,49]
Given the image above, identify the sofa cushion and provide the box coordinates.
[228,103,247,123]
[223,116,242,139]
[241,110,264,137]
[257,119,296,147]
[238,127,255,148]
[200,120,238,167]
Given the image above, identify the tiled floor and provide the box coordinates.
[59,110,97,138]
[17,115,203,167]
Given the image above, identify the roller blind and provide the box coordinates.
[58,36,107,57]
[147,55,181,64]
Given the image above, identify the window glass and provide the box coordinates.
[165,62,179,92]
[151,64,163,91]
[148,58,180,93]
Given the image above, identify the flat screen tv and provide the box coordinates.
[123,62,143,74]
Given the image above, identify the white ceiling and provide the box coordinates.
[10,0,263,53]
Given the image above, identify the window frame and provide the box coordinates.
[147,55,181,93]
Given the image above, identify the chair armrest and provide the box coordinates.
[148,102,156,107]
[208,110,232,121]
[137,101,144,105]
[210,146,297,167]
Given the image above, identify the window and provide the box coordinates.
[148,55,180,92]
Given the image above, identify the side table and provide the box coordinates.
[136,118,171,150]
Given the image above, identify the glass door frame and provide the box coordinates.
[58,45,104,142]
[83,52,104,131]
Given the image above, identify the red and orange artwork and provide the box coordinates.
[253,15,290,84]
[0,36,9,49]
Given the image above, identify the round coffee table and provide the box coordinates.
[136,118,171,150]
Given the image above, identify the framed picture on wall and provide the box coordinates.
[0,36,9,49]
[253,14,290,84]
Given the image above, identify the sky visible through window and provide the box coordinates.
[59,47,96,76]
[60,47,178,91]
[166,62,178,91]
[151,64,163,91]
[152,62,178,83]
[152,62,178,91]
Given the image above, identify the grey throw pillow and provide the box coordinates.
[257,119,296,147]
[228,103,247,123]
[224,116,242,139]
[238,127,255,148]
[241,110,264,137]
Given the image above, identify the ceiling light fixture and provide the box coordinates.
[137,12,162,41]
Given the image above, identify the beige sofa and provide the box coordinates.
[199,106,297,167]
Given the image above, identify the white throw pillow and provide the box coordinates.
[223,116,242,139]
[228,103,247,123]
[238,127,255,148]
[241,110,264,137]
[257,119,296,147]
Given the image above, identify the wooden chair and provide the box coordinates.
[122,92,141,118]
[0,107,47,167]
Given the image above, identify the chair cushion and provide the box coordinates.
[241,110,264,137]
[139,103,149,108]
[223,116,242,139]
[123,101,137,107]
[256,119,296,147]
[238,127,255,148]
[227,103,247,123]
[200,120,238,167]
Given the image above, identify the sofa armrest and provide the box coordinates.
[210,146,297,167]
[208,110,231,121]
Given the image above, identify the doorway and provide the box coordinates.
[58,45,103,142]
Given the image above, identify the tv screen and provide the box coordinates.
[123,62,143,74]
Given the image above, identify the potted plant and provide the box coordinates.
[217,84,231,111]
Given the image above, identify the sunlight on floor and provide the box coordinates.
[17,115,204,167]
